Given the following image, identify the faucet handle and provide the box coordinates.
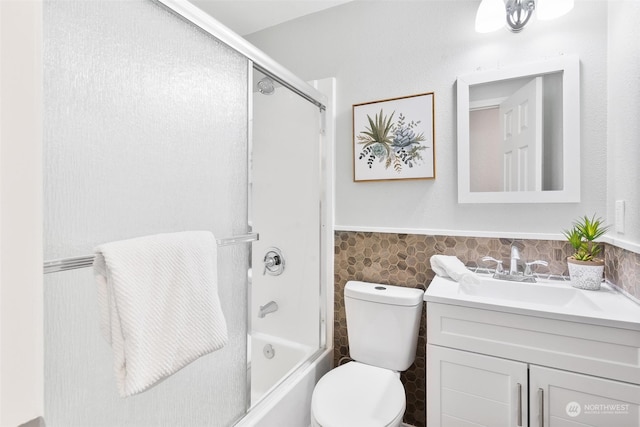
[524,260,549,276]
[481,256,504,274]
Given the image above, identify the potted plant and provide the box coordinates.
[563,214,610,290]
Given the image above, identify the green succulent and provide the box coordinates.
[357,109,395,149]
[563,214,610,262]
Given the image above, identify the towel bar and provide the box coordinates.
[43,232,259,274]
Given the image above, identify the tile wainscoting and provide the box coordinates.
[605,243,640,300]
[333,230,640,427]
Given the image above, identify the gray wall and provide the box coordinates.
[247,1,611,237]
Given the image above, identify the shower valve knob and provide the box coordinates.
[263,247,285,276]
[265,255,280,268]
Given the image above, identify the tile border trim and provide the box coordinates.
[335,225,640,255]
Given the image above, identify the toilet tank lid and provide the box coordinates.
[345,281,424,306]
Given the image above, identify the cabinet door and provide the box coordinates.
[530,365,640,427]
[427,345,528,427]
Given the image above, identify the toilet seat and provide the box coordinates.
[311,362,406,427]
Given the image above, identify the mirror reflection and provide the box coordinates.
[469,72,563,192]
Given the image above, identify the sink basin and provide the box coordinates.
[458,278,600,310]
[425,274,640,330]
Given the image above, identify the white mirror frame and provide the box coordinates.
[457,55,580,203]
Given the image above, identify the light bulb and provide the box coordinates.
[475,0,506,33]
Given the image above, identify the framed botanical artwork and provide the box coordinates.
[353,92,435,182]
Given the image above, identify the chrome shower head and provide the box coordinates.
[257,77,275,95]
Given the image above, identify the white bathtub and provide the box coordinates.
[249,332,316,405]
[237,334,331,427]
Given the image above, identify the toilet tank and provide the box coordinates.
[345,281,424,371]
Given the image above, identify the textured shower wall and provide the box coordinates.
[43,0,249,425]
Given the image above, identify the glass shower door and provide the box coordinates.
[43,0,249,425]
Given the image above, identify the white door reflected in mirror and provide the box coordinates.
[458,56,580,203]
[500,77,543,192]
[470,76,544,192]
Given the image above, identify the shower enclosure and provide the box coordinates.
[42,0,329,425]
[249,69,327,405]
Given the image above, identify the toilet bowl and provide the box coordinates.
[310,362,405,427]
[310,281,424,427]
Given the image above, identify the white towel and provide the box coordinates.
[93,231,228,397]
[430,255,481,285]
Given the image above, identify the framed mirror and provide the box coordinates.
[457,55,580,203]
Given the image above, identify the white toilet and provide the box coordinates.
[311,281,424,427]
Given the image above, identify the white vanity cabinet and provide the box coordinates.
[426,301,640,427]
[427,345,528,426]
[530,365,640,427]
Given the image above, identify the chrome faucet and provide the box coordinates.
[509,244,521,275]
[258,301,278,318]
[481,242,548,283]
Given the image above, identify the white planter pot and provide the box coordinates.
[567,257,605,291]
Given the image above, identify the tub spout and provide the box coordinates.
[258,301,278,318]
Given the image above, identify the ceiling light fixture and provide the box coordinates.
[475,0,574,33]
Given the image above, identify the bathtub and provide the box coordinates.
[249,332,317,405]
[236,334,332,427]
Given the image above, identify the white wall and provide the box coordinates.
[0,1,44,425]
[607,1,640,247]
[246,1,610,237]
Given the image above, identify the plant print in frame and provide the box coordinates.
[353,92,435,182]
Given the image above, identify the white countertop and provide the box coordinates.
[425,275,640,330]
